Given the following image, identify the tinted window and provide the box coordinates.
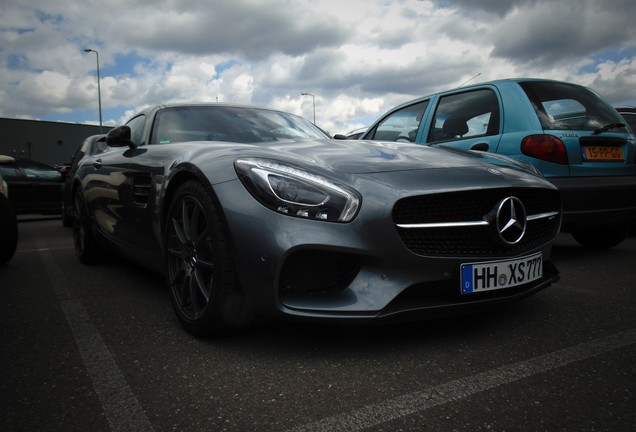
[0,165,20,179]
[428,89,499,143]
[20,161,61,180]
[370,101,428,142]
[150,106,327,144]
[520,81,628,132]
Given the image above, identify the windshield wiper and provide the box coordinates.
[593,122,625,135]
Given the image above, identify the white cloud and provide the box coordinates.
[0,0,635,133]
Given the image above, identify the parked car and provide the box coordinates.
[62,134,108,226]
[616,106,636,235]
[616,106,636,133]
[68,103,561,336]
[344,127,368,140]
[359,78,636,248]
[0,156,64,215]
[0,156,18,264]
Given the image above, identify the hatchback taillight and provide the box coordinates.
[521,134,568,164]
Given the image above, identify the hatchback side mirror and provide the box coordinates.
[106,126,136,149]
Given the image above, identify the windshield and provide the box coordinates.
[151,106,327,144]
[520,81,628,133]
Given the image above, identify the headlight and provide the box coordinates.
[235,158,360,222]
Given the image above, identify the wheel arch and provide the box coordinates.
[161,169,253,334]
[159,167,230,241]
[70,178,87,221]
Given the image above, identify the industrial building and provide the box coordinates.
[0,118,111,167]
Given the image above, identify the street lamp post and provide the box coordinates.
[301,92,315,124]
[84,48,103,132]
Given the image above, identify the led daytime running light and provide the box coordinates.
[235,158,360,222]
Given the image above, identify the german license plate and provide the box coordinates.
[461,252,542,294]
[581,146,624,161]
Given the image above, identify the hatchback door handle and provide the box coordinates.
[93,159,102,168]
[471,143,489,151]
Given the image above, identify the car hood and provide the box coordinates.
[257,139,538,175]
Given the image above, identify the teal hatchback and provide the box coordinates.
[360,78,636,248]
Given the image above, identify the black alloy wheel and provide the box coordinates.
[165,180,249,336]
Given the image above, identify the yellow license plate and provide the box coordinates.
[582,146,624,161]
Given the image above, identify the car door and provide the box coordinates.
[79,115,148,246]
[0,159,62,214]
[17,159,63,214]
[423,88,503,153]
[118,113,167,257]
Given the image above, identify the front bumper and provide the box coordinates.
[214,178,561,322]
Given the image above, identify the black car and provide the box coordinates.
[0,156,63,215]
[62,134,108,226]
[0,156,18,264]
[69,104,561,336]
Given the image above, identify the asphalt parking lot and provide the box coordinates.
[1,218,635,431]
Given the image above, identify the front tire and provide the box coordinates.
[165,181,250,336]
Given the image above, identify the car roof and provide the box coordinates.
[135,103,297,118]
[385,77,585,111]
[616,106,636,113]
[0,155,16,164]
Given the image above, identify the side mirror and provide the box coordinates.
[106,126,136,149]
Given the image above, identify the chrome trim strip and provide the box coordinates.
[396,211,558,229]
[527,211,559,221]
[396,220,488,229]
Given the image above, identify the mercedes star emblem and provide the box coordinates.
[495,196,527,245]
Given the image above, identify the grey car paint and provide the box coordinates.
[72,104,560,334]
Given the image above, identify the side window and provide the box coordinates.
[428,89,500,143]
[125,115,146,146]
[0,165,19,179]
[21,162,61,180]
[370,101,428,142]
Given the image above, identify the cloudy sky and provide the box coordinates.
[1,0,635,135]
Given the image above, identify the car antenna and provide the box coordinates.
[457,72,482,88]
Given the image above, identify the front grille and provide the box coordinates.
[393,188,561,257]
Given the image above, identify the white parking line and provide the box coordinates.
[31,235,636,432]
[287,328,636,432]
[36,239,155,432]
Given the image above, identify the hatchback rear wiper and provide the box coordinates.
[593,122,625,135]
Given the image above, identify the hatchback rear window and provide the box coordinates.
[519,81,628,133]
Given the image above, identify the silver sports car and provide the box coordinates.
[70,104,561,336]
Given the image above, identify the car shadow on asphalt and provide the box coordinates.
[551,232,634,265]
[206,299,546,359]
